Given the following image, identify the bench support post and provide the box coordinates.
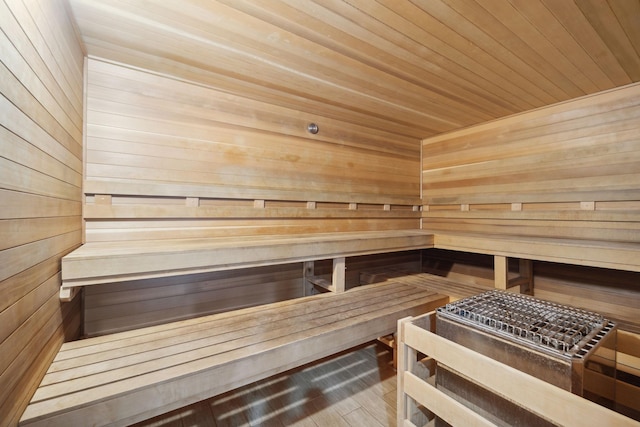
[303,261,315,296]
[397,316,433,427]
[397,317,412,427]
[494,255,508,290]
[332,257,346,293]
[495,256,533,294]
[513,259,533,294]
[305,257,346,294]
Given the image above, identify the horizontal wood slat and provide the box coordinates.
[82,250,422,337]
[1,0,84,423]
[398,312,638,427]
[83,179,421,206]
[82,58,422,244]
[83,219,421,243]
[431,232,640,273]
[84,204,419,220]
[534,262,640,334]
[67,0,640,138]
[423,217,639,243]
[60,230,435,288]
[422,83,640,245]
[20,281,447,427]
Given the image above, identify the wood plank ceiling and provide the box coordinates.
[67,0,640,139]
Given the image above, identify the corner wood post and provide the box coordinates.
[397,316,416,427]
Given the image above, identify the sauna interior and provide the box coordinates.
[2,0,640,426]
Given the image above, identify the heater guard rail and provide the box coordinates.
[397,311,638,427]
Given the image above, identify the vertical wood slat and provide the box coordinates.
[0,0,84,424]
[332,257,346,293]
[302,261,314,297]
[493,256,508,290]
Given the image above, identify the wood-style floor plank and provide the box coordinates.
[133,342,397,427]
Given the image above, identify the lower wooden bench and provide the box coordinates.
[19,280,447,427]
[360,269,494,301]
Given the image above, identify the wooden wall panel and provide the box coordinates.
[0,0,84,424]
[80,57,421,334]
[421,249,640,334]
[83,58,421,242]
[67,0,640,139]
[422,83,640,243]
[83,251,422,336]
[534,262,640,334]
[83,264,303,336]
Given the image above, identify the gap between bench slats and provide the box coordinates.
[39,283,421,388]
[27,283,444,407]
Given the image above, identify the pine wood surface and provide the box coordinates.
[5,1,640,425]
[419,250,640,333]
[83,264,304,337]
[19,281,448,427]
[83,180,422,207]
[67,0,640,138]
[429,231,640,273]
[80,58,423,246]
[83,250,422,337]
[129,341,397,427]
[422,83,640,248]
[84,58,420,198]
[398,312,640,427]
[533,262,640,334]
[0,0,84,424]
[60,230,435,288]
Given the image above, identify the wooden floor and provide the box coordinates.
[132,341,397,427]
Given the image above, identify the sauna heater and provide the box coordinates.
[434,290,617,427]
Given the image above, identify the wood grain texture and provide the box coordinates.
[20,281,447,427]
[533,262,640,334]
[82,264,303,336]
[132,341,398,427]
[81,250,420,336]
[61,231,434,288]
[423,83,640,245]
[66,0,640,139]
[82,58,422,243]
[0,0,84,424]
[399,313,638,427]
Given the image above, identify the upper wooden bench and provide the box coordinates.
[60,229,640,299]
[20,279,448,427]
[430,231,640,273]
[59,230,435,299]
